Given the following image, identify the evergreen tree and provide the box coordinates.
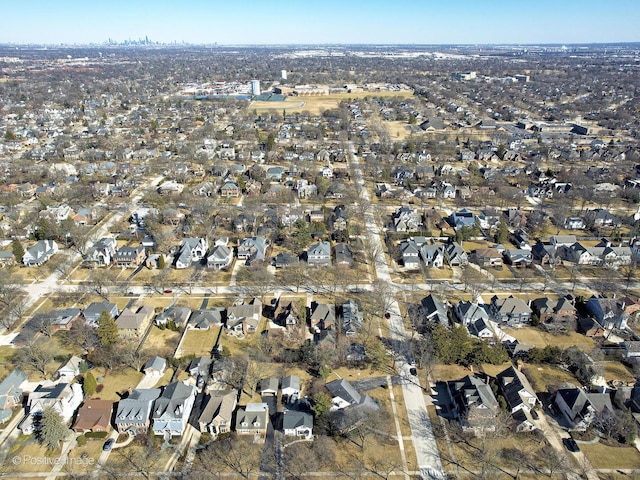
[157,254,166,269]
[83,371,97,396]
[38,407,68,450]
[96,311,118,348]
[11,240,24,264]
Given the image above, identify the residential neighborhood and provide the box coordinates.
[1,41,640,479]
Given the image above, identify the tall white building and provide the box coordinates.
[281,70,287,80]
[250,80,261,96]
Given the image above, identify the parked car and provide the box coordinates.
[409,367,417,376]
[103,438,115,451]
[563,437,580,453]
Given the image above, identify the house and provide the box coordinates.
[282,409,313,439]
[113,246,146,268]
[496,366,539,415]
[550,235,578,248]
[468,317,496,340]
[84,237,117,267]
[309,210,324,223]
[83,301,118,326]
[207,242,233,270]
[577,316,606,337]
[400,240,421,269]
[503,249,532,267]
[23,240,59,266]
[198,389,238,436]
[72,399,113,433]
[489,295,532,326]
[57,356,83,381]
[585,296,629,330]
[0,250,15,267]
[12,308,82,345]
[310,302,336,331]
[334,243,354,266]
[151,381,197,437]
[188,308,225,330]
[531,242,560,266]
[586,208,620,228]
[281,375,301,401]
[189,357,213,378]
[259,378,279,397]
[564,217,586,230]
[219,180,240,197]
[418,294,449,329]
[391,206,422,232]
[227,298,262,335]
[115,388,161,435]
[307,241,331,266]
[421,243,445,268]
[326,379,371,411]
[471,248,503,268]
[116,306,154,337]
[449,208,476,231]
[20,383,83,434]
[553,385,613,431]
[341,300,363,336]
[235,403,269,439]
[143,356,167,376]
[237,236,269,264]
[273,300,300,329]
[446,375,499,432]
[155,306,192,328]
[175,238,209,269]
[478,209,502,230]
[444,242,468,266]
[274,252,299,269]
[0,369,27,410]
[454,301,489,327]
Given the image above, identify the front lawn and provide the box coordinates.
[580,442,640,470]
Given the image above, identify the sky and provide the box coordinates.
[2,0,639,45]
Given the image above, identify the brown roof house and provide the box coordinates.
[72,399,113,433]
[116,306,155,338]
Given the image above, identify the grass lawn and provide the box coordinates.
[177,327,221,358]
[602,361,636,383]
[250,90,413,115]
[491,267,516,280]
[143,326,182,357]
[66,437,105,475]
[521,364,576,394]
[91,367,144,401]
[432,363,472,382]
[505,327,595,350]
[2,440,54,474]
[580,442,640,469]
[479,361,514,377]
[424,267,454,280]
[385,120,414,140]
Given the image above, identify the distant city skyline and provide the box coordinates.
[3,0,639,46]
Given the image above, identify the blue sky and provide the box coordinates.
[3,0,639,45]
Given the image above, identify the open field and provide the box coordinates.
[177,326,221,358]
[91,367,144,401]
[143,326,182,356]
[505,326,595,350]
[521,364,576,393]
[580,442,640,469]
[250,90,413,115]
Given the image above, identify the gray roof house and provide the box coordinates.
[83,301,118,326]
[454,301,489,326]
[57,355,84,381]
[585,296,629,330]
[553,385,613,431]
[143,356,167,376]
[282,409,313,439]
[419,294,450,328]
[236,403,269,438]
[151,381,197,437]
[23,240,59,266]
[310,302,336,331]
[21,383,83,434]
[259,377,279,396]
[198,389,238,436]
[0,369,27,410]
[400,240,421,269]
[207,244,233,269]
[449,208,476,230]
[447,375,499,432]
[489,295,532,326]
[155,306,192,327]
[341,300,363,336]
[281,375,301,400]
[444,242,468,266]
[188,308,225,330]
[115,388,161,435]
[307,241,331,266]
[84,237,117,267]
[334,243,354,266]
[176,238,209,269]
[237,236,269,264]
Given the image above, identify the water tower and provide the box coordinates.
[250,80,261,96]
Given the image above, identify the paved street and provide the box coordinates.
[349,147,445,479]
